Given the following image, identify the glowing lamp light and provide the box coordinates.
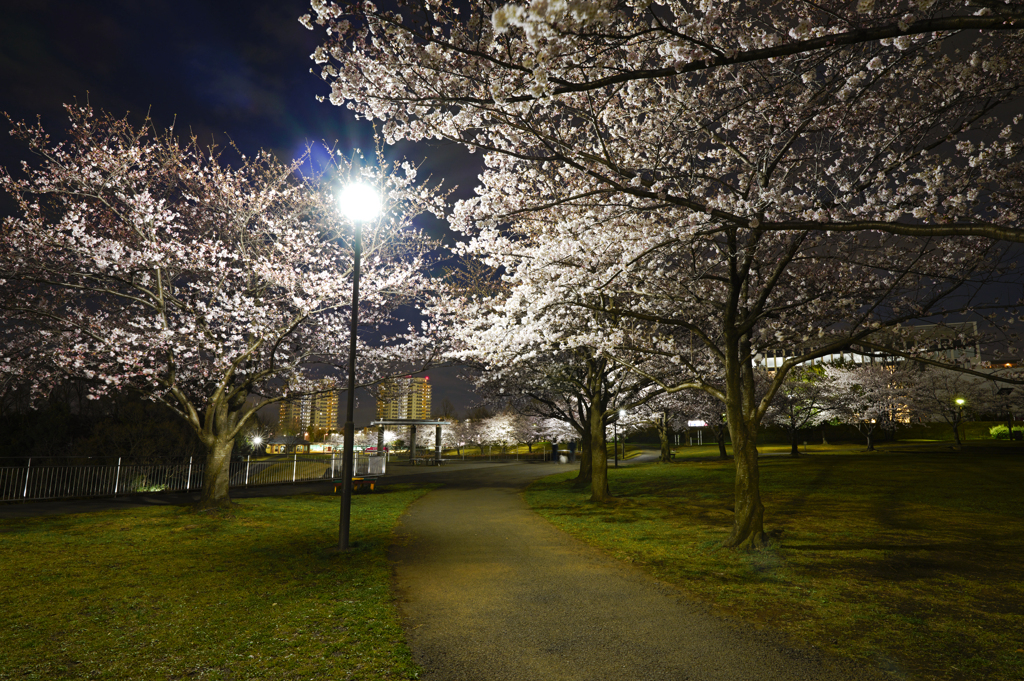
[252,436,263,446]
[956,398,966,406]
[338,182,381,222]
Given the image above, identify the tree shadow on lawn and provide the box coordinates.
[786,540,1022,584]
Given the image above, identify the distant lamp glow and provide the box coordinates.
[252,436,263,447]
[338,183,380,222]
[956,398,966,407]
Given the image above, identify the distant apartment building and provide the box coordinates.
[278,391,339,437]
[761,322,982,371]
[376,376,432,420]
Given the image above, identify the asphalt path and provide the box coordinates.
[390,462,890,681]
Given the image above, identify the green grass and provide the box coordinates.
[0,486,432,681]
[525,445,1024,681]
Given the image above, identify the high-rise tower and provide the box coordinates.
[376,376,432,420]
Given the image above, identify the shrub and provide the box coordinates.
[988,424,1024,439]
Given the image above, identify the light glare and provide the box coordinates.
[339,182,381,222]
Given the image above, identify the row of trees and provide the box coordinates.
[459,361,1020,466]
[745,362,1022,454]
[3,1,1024,537]
[306,0,1024,547]
[351,411,577,457]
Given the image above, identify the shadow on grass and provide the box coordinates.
[525,452,1024,681]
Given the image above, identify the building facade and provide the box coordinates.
[278,391,339,438]
[760,322,982,371]
[376,376,432,420]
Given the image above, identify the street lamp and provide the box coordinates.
[614,409,626,468]
[955,397,966,446]
[337,181,380,551]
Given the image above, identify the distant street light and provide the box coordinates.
[614,408,626,468]
[337,181,381,551]
[955,397,966,446]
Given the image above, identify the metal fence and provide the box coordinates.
[0,453,385,503]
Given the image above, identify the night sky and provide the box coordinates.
[0,0,482,427]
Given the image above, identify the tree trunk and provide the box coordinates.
[865,427,875,451]
[572,429,593,488]
[589,398,611,502]
[952,413,963,447]
[197,437,234,510]
[789,425,800,457]
[724,420,767,549]
[716,425,729,459]
[658,418,672,463]
[194,387,249,511]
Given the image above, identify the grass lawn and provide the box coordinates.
[525,443,1024,681]
[0,486,432,681]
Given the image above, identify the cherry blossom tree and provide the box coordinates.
[907,366,997,446]
[460,414,491,456]
[306,0,1024,243]
[619,393,689,463]
[508,412,546,455]
[450,314,660,498]
[825,362,916,450]
[307,0,1024,549]
[439,418,468,457]
[478,411,518,456]
[764,366,838,457]
[538,416,577,450]
[0,106,444,509]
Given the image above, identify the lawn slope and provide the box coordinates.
[0,486,430,681]
[526,447,1024,681]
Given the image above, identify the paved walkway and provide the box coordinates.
[390,463,889,681]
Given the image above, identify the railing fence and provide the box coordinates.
[0,452,385,503]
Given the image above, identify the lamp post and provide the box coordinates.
[614,408,626,468]
[337,182,380,551]
[613,419,618,469]
[997,387,1014,440]
[955,397,966,447]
